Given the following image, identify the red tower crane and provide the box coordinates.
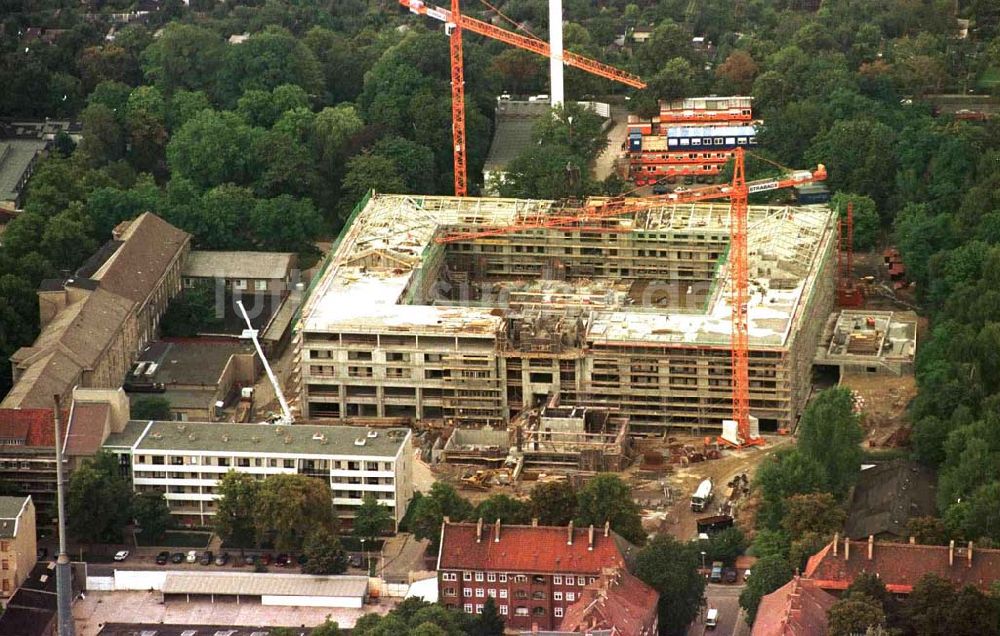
[435,150,827,447]
[401,0,646,196]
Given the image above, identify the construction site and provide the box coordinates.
[296,193,837,435]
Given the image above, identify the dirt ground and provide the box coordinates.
[840,372,918,447]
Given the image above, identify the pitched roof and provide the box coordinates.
[844,460,936,539]
[559,569,659,636]
[183,250,294,280]
[803,538,1000,594]
[161,572,368,598]
[64,402,110,456]
[751,576,835,636]
[0,409,57,447]
[0,496,31,539]
[92,212,189,303]
[438,522,630,575]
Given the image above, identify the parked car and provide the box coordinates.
[170,552,185,564]
[185,550,198,563]
[214,552,229,566]
[199,551,213,566]
[232,554,246,567]
[113,550,129,562]
[349,555,362,568]
[259,553,272,566]
[155,551,170,565]
[709,561,723,583]
[706,608,719,629]
[723,568,738,583]
[275,553,290,567]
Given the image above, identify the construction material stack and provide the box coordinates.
[626,96,756,186]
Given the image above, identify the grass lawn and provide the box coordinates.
[978,67,1000,91]
[136,530,212,548]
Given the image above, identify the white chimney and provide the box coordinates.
[548,0,564,107]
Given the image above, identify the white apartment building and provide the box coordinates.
[108,421,413,530]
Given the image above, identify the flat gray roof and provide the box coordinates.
[161,572,368,598]
[183,251,294,280]
[103,420,148,449]
[0,140,44,204]
[0,496,29,538]
[134,421,409,457]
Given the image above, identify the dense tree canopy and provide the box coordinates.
[635,535,707,636]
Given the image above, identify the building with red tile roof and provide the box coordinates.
[557,568,658,636]
[0,408,61,512]
[751,575,835,636]
[437,520,637,631]
[804,535,1000,594]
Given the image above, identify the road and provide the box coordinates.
[687,583,750,636]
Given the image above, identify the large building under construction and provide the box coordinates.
[296,194,836,433]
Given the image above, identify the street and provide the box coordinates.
[687,583,750,636]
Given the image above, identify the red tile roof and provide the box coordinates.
[0,409,58,447]
[752,576,835,636]
[559,569,659,636]
[64,403,109,456]
[804,537,1000,594]
[438,522,630,575]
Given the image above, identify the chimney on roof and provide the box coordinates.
[949,540,955,566]
[910,536,916,544]
[476,518,484,543]
[844,537,850,561]
[495,519,501,543]
[833,532,839,556]
[604,520,610,537]
[968,541,974,568]
[444,516,450,524]
[868,535,874,560]
[588,524,594,551]
[567,520,574,545]
[532,518,538,527]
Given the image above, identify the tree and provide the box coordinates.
[739,555,794,625]
[806,119,898,211]
[473,494,531,525]
[705,527,747,565]
[131,397,172,421]
[831,193,881,250]
[166,109,264,189]
[408,483,473,548]
[634,535,707,636]
[341,153,405,213]
[249,195,323,252]
[576,473,646,545]
[141,23,224,94]
[828,592,887,636]
[78,103,125,167]
[796,387,864,496]
[781,493,847,539]
[532,103,608,164]
[67,452,134,543]
[354,493,394,543]
[159,282,223,337]
[473,597,505,636]
[754,449,827,531]
[214,471,260,548]
[529,480,578,526]
[907,516,951,545]
[497,144,592,200]
[716,49,759,94]
[301,527,348,575]
[311,620,342,636]
[491,48,545,95]
[217,28,325,106]
[133,491,173,541]
[255,474,337,551]
[905,574,959,636]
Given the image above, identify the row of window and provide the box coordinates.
[460,604,558,617]
[442,572,594,586]
[446,587,582,603]
[184,278,269,291]
[135,456,392,471]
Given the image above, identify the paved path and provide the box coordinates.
[594,105,628,181]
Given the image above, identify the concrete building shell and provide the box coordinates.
[297,194,836,433]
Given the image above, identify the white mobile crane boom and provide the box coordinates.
[236,300,293,425]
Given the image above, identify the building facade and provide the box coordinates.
[0,496,37,601]
[436,520,635,631]
[108,421,413,530]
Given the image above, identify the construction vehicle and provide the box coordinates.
[236,300,293,425]
[691,479,714,512]
[400,0,645,196]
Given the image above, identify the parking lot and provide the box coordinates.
[86,546,373,576]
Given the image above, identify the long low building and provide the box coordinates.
[105,421,413,530]
[161,572,369,608]
[297,194,836,433]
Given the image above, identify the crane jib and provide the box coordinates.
[747,180,779,194]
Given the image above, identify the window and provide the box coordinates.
[234,279,247,290]
[514,575,528,583]
[487,572,496,582]
[284,459,294,468]
[475,604,483,614]
[578,577,585,586]
[499,589,508,599]
[475,588,485,598]
[217,458,230,467]
[475,572,484,582]
[183,278,195,289]
[515,607,529,617]
[500,605,508,616]
[554,592,563,601]
[463,572,472,581]
[515,591,528,599]
[254,280,267,291]
[566,592,575,602]
[1,561,7,571]
[498,573,507,583]
[487,589,496,598]
[442,573,457,581]
[464,604,473,614]
[444,587,456,596]
[532,607,545,617]
[588,577,596,584]
[554,607,564,618]
[553,575,562,585]
[463,588,472,597]
[565,576,574,585]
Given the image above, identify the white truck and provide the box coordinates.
[690,479,714,512]
[706,608,719,629]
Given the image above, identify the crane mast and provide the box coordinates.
[448,0,468,197]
